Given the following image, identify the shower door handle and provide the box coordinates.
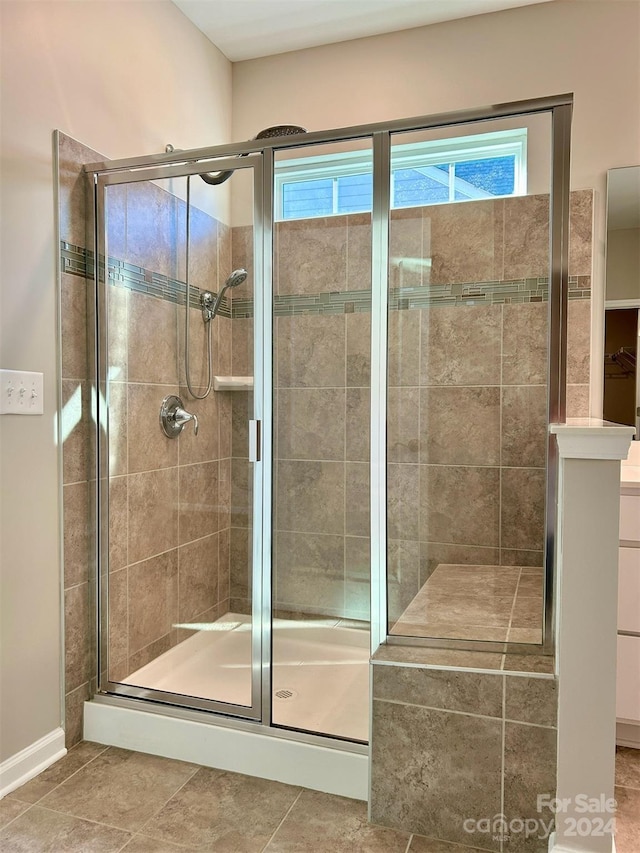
[249,420,261,463]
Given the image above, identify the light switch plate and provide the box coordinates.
[0,369,44,415]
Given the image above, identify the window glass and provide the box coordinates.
[282,178,333,219]
[337,173,373,214]
[276,130,525,220]
[454,155,516,197]
[393,166,450,207]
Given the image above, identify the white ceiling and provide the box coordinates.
[173,0,555,62]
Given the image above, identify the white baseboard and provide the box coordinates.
[616,721,640,749]
[548,830,616,853]
[84,700,368,801]
[0,728,66,799]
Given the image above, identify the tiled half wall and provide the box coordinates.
[370,658,558,853]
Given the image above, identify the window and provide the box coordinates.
[275,128,527,220]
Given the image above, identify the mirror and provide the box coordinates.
[604,166,640,433]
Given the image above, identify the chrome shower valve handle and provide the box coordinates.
[174,404,199,436]
[160,395,199,438]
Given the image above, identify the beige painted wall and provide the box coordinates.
[0,0,231,762]
[1,0,638,765]
[607,227,640,301]
[232,0,640,416]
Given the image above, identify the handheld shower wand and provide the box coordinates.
[183,216,248,401]
[181,123,304,399]
[200,269,248,322]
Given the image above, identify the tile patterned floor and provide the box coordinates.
[0,741,637,852]
[615,746,640,853]
[391,564,544,644]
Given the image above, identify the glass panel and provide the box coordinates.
[272,139,372,742]
[393,166,450,207]
[103,165,257,712]
[454,155,516,197]
[337,173,373,214]
[282,177,333,219]
[386,113,553,646]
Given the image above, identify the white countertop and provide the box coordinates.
[550,418,636,436]
[550,420,635,461]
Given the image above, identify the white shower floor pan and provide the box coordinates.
[125,614,370,742]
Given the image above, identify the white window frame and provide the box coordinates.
[274,128,527,220]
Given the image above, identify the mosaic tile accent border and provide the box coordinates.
[61,242,232,318]
[234,290,373,318]
[62,241,590,320]
[391,275,590,311]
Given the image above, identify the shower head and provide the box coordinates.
[203,269,249,322]
[224,268,248,290]
[253,125,307,140]
[200,125,307,185]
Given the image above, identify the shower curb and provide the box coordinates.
[83,700,368,800]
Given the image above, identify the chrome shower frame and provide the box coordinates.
[86,93,572,736]
[89,153,266,723]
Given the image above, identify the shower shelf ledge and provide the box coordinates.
[213,376,254,391]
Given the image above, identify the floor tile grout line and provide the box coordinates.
[261,788,304,851]
[115,831,134,853]
[10,743,111,808]
[135,762,202,839]
[124,830,193,851]
[35,753,200,839]
[25,803,140,836]
[0,800,36,834]
[615,781,640,792]
[3,793,35,806]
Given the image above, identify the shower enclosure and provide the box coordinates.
[86,94,571,745]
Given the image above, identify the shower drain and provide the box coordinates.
[275,688,298,700]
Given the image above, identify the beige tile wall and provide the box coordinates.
[58,133,233,743]
[59,133,99,748]
[104,179,232,683]
[228,192,592,625]
[228,312,372,621]
[371,662,558,853]
[386,192,593,625]
[228,218,373,621]
[271,213,373,621]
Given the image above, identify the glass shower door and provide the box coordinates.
[384,112,555,647]
[270,139,373,742]
[96,155,264,719]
